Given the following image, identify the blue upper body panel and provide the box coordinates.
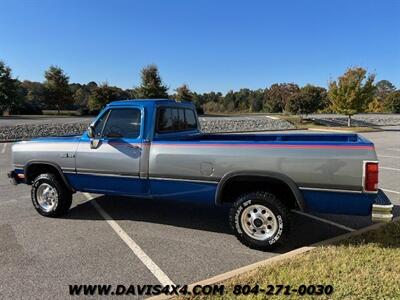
[28,136,81,143]
[99,99,200,142]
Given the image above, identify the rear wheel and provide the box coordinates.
[31,173,72,217]
[229,191,291,251]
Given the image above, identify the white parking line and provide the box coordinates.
[83,193,175,286]
[380,167,400,171]
[292,210,356,232]
[379,155,400,159]
[1,143,7,154]
[381,188,400,195]
[387,148,400,152]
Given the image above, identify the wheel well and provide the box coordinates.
[218,175,300,210]
[25,163,73,191]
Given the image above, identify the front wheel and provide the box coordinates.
[229,191,291,251]
[31,173,72,217]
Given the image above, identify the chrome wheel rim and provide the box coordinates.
[240,204,278,241]
[36,183,58,212]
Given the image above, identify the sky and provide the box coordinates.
[0,0,399,94]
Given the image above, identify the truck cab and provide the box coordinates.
[69,100,200,196]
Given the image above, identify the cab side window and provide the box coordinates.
[157,107,198,133]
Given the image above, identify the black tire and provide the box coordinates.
[229,191,291,251]
[31,173,72,217]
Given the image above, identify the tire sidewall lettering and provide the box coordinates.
[235,205,244,234]
[268,215,283,245]
[32,180,43,210]
[32,178,59,213]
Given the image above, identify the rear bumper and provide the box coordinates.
[372,190,393,223]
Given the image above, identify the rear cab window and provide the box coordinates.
[156,107,198,133]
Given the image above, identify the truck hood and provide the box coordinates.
[11,136,82,168]
[12,136,81,153]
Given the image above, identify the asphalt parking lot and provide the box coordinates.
[0,129,399,299]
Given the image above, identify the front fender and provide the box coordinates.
[24,160,75,192]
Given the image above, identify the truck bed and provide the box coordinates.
[154,132,368,143]
[150,132,376,191]
[149,132,378,215]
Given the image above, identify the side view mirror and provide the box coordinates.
[87,125,95,138]
[87,125,101,149]
[90,139,101,149]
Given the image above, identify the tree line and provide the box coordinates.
[1,60,399,125]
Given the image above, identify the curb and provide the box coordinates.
[307,128,354,133]
[205,127,299,134]
[306,128,383,133]
[148,216,399,300]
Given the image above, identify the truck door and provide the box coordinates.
[74,107,147,195]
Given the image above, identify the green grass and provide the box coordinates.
[186,220,400,300]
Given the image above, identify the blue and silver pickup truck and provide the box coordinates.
[8,99,393,250]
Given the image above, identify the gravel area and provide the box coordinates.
[0,122,89,141]
[0,118,295,141]
[200,118,295,133]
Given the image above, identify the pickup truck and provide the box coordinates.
[8,99,393,250]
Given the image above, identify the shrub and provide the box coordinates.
[384,91,400,113]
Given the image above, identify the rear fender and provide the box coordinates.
[215,170,306,211]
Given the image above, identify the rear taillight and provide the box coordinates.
[365,162,379,192]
